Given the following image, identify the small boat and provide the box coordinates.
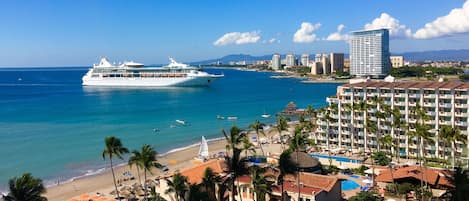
[17,78,22,81]
[227,116,238,121]
[153,128,160,132]
[261,114,271,118]
[216,115,225,120]
[175,120,186,125]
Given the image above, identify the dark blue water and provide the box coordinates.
[0,67,340,191]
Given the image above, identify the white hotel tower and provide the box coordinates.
[316,79,469,161]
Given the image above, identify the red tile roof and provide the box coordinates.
[375,166,454,188]
[342,80,469,90]
[179,159,227,184]
[284,172,338,192]
[272,180,323,196]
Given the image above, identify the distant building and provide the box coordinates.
[390,56,404,67]
[344,58,351,72]
[311,62,323,75]
[330,53,345,73]
[286,53,296,67]
[350,29,391,78]
[301,54,310,66]
[271,53,281,70]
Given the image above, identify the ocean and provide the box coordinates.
[0,67,340,191]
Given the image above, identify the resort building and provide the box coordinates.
[313,54,331,75]
[311,61,323,75]
[286,53,296,67]
[350,29,391,78]
[330,53,345,73]
[316,79,469,161]
[390,56,404,68]
[271,53,282,70]
[301,54,310,66]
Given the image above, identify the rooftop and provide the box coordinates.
[342,80,469,90]
[179,159,227,184]
[375,165,454,188]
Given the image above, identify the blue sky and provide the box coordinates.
[1,0,469,66]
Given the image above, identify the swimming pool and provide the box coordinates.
[350,175,360,179]
[341,180,360,191]
[309,153,363,163]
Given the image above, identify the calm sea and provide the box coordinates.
[0,67,340,191]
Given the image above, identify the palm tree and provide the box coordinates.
[277,149,297,201]
[272,116,289,150]
[128,150,143,186]
[201,167,222,201]
[391,108,403,163]
[165,172,189,201]
[248,120,266,155]
[222,126,247,201]
[439,126,467,169]
[250,166,275,201]
[242,136,256,158]
[149,186,167,201]
[439,125,453,168]
[378,134,393,154]
[3,173,47,201]
[139,144,162,200]
[288,125,314,201]
[450,167,469,201]
[102,136,129,201]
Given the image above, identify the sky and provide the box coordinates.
[1,0,469,66]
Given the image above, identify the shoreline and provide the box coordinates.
[45,137,229,201]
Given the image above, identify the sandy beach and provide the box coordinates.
[45,130,284,201]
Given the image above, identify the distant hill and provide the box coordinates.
[395,49,469,62]
[192,49,469,64]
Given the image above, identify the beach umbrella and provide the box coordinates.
[169,159,177,165]
[120,186,132,191]
[362,178,372,184]
[120,189,132,197]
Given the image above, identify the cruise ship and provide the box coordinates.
[82,57,223,87]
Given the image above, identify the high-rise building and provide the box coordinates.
[318,80,469,160]
[330,53,344,73]
[271,53,281,70]
[350,29,391,78]
[310,62,323,75]
[321,54,331,74]
[286,53,296,67]
[301,54,310,66]
[390,56,404,68]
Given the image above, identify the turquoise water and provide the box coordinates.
[310,153,363,163]
[0,67,340,191]
[341,179,360,191]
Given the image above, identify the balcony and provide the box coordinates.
[399,143,407,147]
[330,138,338,142]
[342,91,352,96]
[409,102,417,106]
[423,102,436,107]
[368,133,377,138]
[367,92,378,96]
[358,140,365,144]
[455,103,467,108]
[409,118,417,123]
[399,135,407,140]
[455,121,468,126]
[368,108,377,113]
[424,120,436,124]
[394,101,405,106]
[439,94,453,99]
[394,93,406,98]
[424,94,436,98]
[341,115,351,119]
[427,111,436,116]
[439,103,452,108]
[439,111,451,116]
[455,94,468,99]
[354,92,365,97]
[409,93,421,98]
[439,120,452,125]
[341,130,350,135]
[331,113,339,119]
[455,112,466,117]
[342,138,351,143]
[342,99,352,104]
[357,132,365,136]
[425,145,436,151]
[369,116,377,121]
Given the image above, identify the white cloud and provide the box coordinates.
[364,13,412,38]
[263,38,280,44]
[326,24,349,41]
[213,31,261,46]
[293,22,321,43]
[414,0,469,39]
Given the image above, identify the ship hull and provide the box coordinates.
[82,75,221,87]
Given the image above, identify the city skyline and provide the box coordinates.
[1,0,469,66]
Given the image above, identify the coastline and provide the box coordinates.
[45,137,229,201]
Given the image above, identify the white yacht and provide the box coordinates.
[82,57,223,87]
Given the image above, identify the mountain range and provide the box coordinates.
[191,49,469,64]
